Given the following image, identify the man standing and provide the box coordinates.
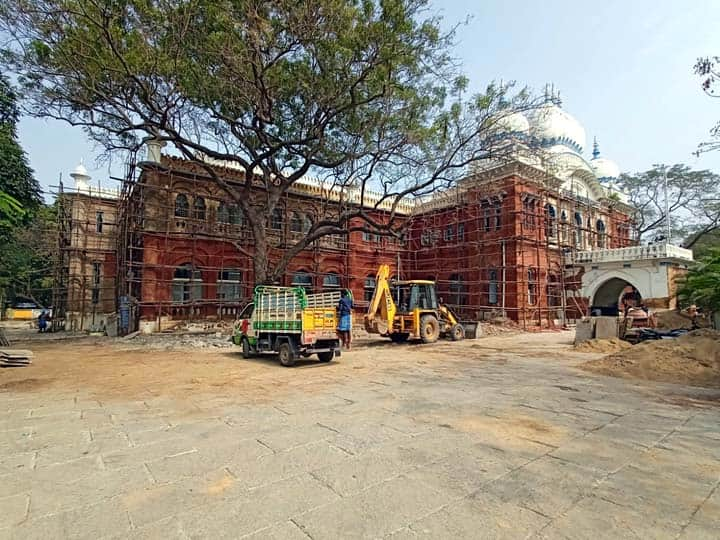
[336,290,353,350]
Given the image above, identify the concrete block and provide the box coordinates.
[574,318,595,345]
[594,316,619,339]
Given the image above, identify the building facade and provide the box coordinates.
[55,97,692,333]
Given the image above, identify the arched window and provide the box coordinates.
[291,270,312,288]
[494,200,502,230]
[483,203,491,232]
[193,196,206,220]
[488,268,498,305]
[364,275,376,302]
[174,194,189,218]
[172,263,202,303]
[596,219,606,248]
[271,208,283,230]
[527,268,538,306]
[229,205,244,226]
[323,273,340,289]
[574,212,583,248]
[290,212,302,233]
[217,202,230,224]
[303,214,313,233]
[545,204,557,238]
[449,274,466,307]
[217,269,242,301]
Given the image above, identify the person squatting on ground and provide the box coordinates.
[336,290,353,350]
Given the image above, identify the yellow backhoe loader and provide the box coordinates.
[364,264,465,343]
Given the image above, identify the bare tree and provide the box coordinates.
[620,164,720,248]
[694,55,720,154]
[1,0,541,283]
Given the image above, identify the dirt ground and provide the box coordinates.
[581,329,720,388]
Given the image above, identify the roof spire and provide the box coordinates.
[592,137,600,159]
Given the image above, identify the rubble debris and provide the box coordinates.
[582,329,720,388]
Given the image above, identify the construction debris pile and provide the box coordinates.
[119,333,234,351]
[581,329,720,388]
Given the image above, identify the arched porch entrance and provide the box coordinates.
[590,277,641,316]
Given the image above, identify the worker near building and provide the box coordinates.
[336,290,353,350]
[37,310,50,333]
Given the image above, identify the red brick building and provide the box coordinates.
[59,99,638,331]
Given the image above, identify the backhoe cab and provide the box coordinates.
[364,264,465,344]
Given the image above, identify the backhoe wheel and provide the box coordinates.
[420,315,440,344]
[450,324,465,341]
[317,351,334,362]
[278,342,296,367]
[390,333,410,343]
[241,337,252,359]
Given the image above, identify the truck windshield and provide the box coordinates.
[238,303,254,319]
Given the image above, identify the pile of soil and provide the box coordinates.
[582,329,720,388]
[654,309,704,330]
[574,338,632,354]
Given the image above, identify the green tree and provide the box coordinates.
[0,74,41,211]
[619,164,720,249]
[0,0,540,284]
[678,248,720,313]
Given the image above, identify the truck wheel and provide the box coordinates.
[450,324,465,341]
[241,337,252,359]
[420,315,440,344]
[390,333,409,343]
[317,351,334,362]
[278,342,296,367]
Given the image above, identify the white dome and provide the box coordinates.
[591,156,620,179]
[71,162,89,178]
[496,111,530,133]
[530,103,586,154]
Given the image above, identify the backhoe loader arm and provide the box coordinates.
[364,264,396,335]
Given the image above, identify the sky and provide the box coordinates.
[14,0,720,199]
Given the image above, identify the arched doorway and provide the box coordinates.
[591,277,640,316]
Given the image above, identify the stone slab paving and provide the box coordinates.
[0,333,719,539]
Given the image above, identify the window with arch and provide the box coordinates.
[290,212,302,233]
[483,203,491,232]
[303,214,313,233]
[574,212,583,248]
[523,198,536,228]
[527,267,538,306]
[96,211,104,233]
[229,205,244,226]
[270,208,284,230]
[596,219,606,248]
[545,204,557,238]
[174,194,189,218]
[560,210,568,242]
[217,202,230,224]
[291,270,312,288]
[494,200,502,230]
[172,263,202,303]
[448,274,466,307]
[217,269,242,301]
[323,273,340,289]
[364,275,376,302]
[488,268,499,305]
[457,222,465,241]
[193,196,206,220]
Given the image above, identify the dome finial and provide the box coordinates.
[592,137,600,159]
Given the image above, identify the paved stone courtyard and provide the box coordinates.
[1,331,719,539]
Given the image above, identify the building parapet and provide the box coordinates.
[574,243,693,265]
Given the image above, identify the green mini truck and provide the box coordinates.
[232,286,347,366]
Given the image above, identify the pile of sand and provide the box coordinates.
[574,338,632,354]
[582,329,720,388]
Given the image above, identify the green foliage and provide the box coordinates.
[678,248,720,313]
[0,74,41,211]
[0,0,540,282]
[0,203,56,306]
[0,190,24,228]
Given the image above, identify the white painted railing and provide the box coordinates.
[574,243,693,264]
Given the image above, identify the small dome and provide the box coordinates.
[530,103,586,154]
[591,157,621,180]
[71,161,89,178]
[496,111,530,133]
